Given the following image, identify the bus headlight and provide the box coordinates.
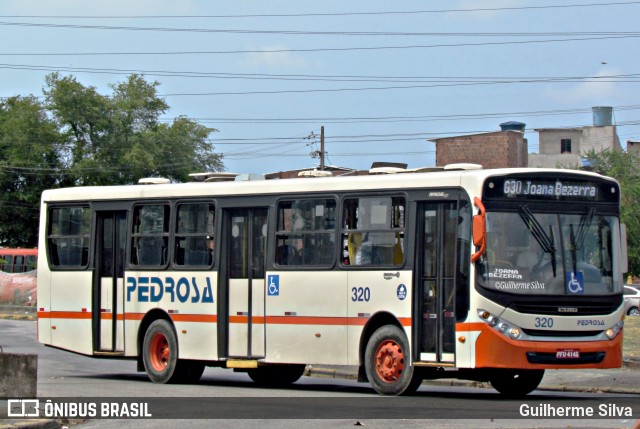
[508,327,522,340]
[605,320,624,340]
[478,309,522,341]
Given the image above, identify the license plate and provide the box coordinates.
[555,349,580,359]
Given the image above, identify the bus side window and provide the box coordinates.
[14,255,24,272]
[174,202,215,268]
[131,204,170,268]
[3,255,14,272]
[342,196,405,267]
[275,199,336,267]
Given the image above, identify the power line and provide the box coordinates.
[191,105,640,125]
[1,36,640,57]
[3,65,638,99]
[2,20,640,38]
[2,63,639,85]
[1,2,639,19]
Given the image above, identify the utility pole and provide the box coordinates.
[320,126,325,171]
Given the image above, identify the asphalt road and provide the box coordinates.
[1,319,639,429]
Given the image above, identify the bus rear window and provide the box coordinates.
[47,206,91,268]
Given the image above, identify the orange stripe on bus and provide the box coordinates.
[456,322,486,332]
[170,314,218,323]
[37,311,91,320]
[38,311,412,328]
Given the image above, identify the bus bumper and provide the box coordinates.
[475,326,623,369]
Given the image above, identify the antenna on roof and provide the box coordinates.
[138,177,171,185]
[189,172,239,182]
[298,169,332,178]
[443,163,483,171]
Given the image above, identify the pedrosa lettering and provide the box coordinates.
[126,276,215,303]
[577,319,605,326]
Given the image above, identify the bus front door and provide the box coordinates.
[223,208,268,358]
[94,211,127,353]
[416,202,458,364]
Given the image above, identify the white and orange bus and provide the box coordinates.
[37,166,627,396]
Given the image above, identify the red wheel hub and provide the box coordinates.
[149,332,170,372]
[374,339,405,383]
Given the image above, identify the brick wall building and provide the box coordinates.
[430,124,528,169]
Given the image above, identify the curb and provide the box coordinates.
[305,366,640,395]
[0,419,61,429]
[0,306,36,322]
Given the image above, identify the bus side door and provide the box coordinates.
[94,211,127,353]
[416,201,459,364]
[220,208,268,359]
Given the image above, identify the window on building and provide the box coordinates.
[561,139,572,154]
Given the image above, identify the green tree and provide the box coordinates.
[0,96,62,246]
[582,149,640,277]
[44,73,223,185]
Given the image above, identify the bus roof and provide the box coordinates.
[40,168,612,203]
[0,248,38,256]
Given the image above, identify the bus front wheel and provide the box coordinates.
[364,325,420,395]
[489,369,544,397]
[142,319,181,384]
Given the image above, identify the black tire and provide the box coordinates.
[489,369,544,397]
[247,364,306,387]
[364,325,419,396]
[628,307,640,316]
[176,360,206,384]
[142,319,181,384]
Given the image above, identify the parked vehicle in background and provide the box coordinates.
[0,248,38,305]
[624,285,640,316]
[0,248,38,273]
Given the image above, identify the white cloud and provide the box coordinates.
[244,45,307,70]
[544,67,623,104]
[2,0,198,15]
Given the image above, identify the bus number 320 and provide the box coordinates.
[351,287,371,302]
[535,317,554,328]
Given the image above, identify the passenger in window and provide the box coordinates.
[355,237,373,265]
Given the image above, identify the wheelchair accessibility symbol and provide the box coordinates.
[565,272,584,295]
[267,274,279,296]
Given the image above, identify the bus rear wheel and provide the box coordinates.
[247,364,306,387]
[143,319,184,384]
[489,369,544,397]
[364,325,420,396]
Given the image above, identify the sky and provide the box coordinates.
[1,0,639,175]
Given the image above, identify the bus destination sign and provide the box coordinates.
[502,179,597,198]
[483,176,619,203]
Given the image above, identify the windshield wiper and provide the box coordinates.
[574,208,595,250]
[518,205,557,276]
[568,208,595,274]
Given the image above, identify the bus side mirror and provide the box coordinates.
[471,197,486,263]
[620,223,628,274]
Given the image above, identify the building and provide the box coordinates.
[430,122,528,169]
[627,140,640,153]
[529,106,623,168]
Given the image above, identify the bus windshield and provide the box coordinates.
[476,208,622,296]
